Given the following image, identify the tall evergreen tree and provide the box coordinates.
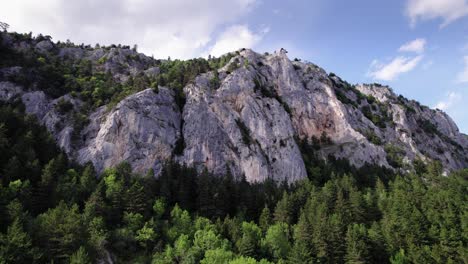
[0,218,39,263]
[124,180,149,216]
[259,205,272,232]
[274,192,291,224]
[345,223,370,264]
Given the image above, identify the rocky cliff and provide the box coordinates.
[1,32,467,182]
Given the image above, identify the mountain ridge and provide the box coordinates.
[1,31,467,182]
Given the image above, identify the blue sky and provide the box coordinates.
[1,0,468,132]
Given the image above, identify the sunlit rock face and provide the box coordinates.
[1,46,467,182]
[76,88,181,175]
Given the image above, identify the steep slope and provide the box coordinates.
[0,32,467,182]
[76,88,181,174]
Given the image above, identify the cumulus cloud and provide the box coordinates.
[457,56,468,83]
[368,38,428,81]
[207,25,268,57]
[434,91,461,110]
[405,0,468,27]
[0,0,260,59]
[399,38,426,53]
[368,56,423,81]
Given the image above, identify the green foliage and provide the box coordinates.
[200,248,235,264]
[384,144,405,168]
[261,223,291,261]
[209,71,220,89]
[227,58,240,73]
[417,118,440,136]
[69,246,91,264]
[35,202,85,262]
[253,78,292,115]
[363,129,382,145]
[345,223,370,263]
[153,198,166,220]
[0,219,40,263]
[259,206,272,232]
[274,192,291,224]
[167,204,193,242]
[0,32,240,120]
[0,98,466,263]
[362,104,390,128]
[335,89,357,106]
[236,222,262,258]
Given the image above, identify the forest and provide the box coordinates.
[0,100,466,264]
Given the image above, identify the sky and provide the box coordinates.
[1,0,468,133]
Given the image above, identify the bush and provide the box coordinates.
[417,119,440,136]
[363,130,382,145]
[210,71,220,89]
[384,144,405,168]
[227,58,240,73]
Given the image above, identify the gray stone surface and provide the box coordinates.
[0,46,467,182]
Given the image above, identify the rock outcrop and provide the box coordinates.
[76,88,181,175]
[1,36,467,182]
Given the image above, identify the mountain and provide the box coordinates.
[1,31,467,182]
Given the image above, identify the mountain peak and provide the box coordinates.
[0,31,467,182]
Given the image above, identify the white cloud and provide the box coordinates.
[434,91,461,110]
[207,25,268,57]
[405,0,468,27]
[399,38,426,53]
[457,56,468,83]
[368,55,423,81]
[0,0,259,59]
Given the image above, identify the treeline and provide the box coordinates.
[0,31,236,112]
[0,101,467,263]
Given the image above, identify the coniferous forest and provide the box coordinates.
[0,100,466,263]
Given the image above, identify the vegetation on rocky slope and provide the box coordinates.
[0,101,466,263]
[0,31,236,111]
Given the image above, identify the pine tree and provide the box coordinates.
[326,213,346,263]
[197,169,216,218]
[83,185,107,220]
[35,202,84,261]
[124,180,148,216]
[259,205,272,232]
[80,164,96,198]
[274,192,291,224]
[390,249,409,264]
[216,168,236,217]
[345,224,370,264]
[289,213,314,263]
[367,222,388,263]
[261,223,291,261]
[236,222,261,259]
[69,246,91,264]
[0,218,39,263]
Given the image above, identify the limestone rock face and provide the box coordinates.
[1,45,467,182]
[0,82,79,155]
[0,81,22,100]
[177,49,467,177]
[181,68,307,182]
[76,88,181,175]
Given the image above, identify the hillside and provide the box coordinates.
[0,31,467,264]
[0,31,467,182]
